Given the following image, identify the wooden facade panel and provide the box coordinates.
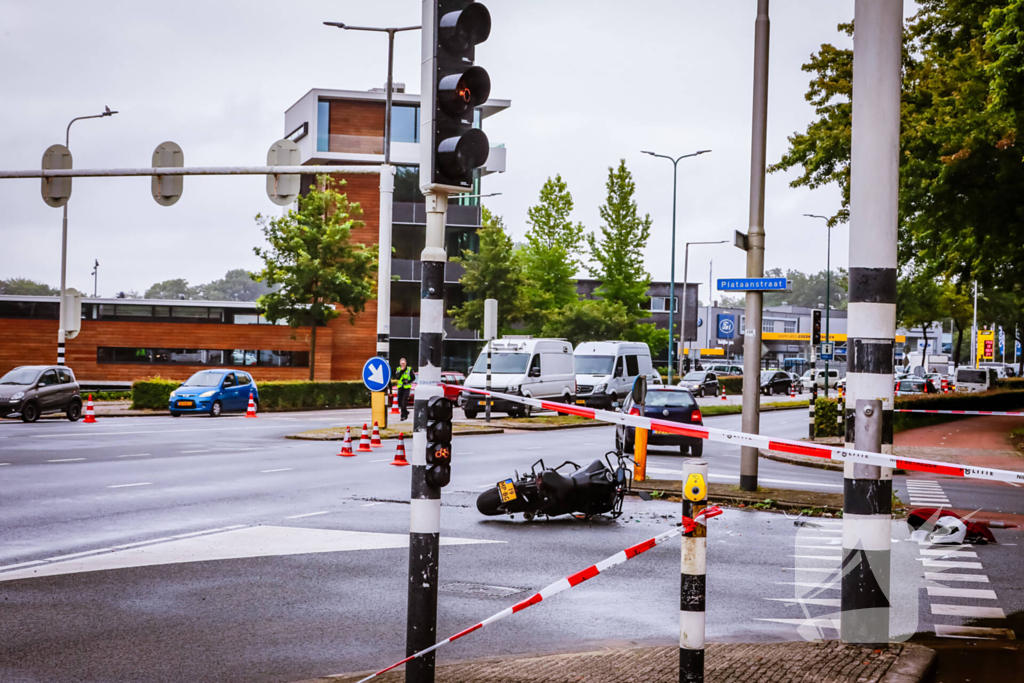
[328,100,384,154]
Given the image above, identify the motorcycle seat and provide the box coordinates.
[542,460,605,502]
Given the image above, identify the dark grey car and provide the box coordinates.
[0,365,82,422]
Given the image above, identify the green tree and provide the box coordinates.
[252,175,378,380]
[0,278,58,296]
[449,207,526,334]
[897,270,945,365]
[763,268,848,310]
[199,269,273,302]
[144,278,196,300]
[939,280,974,367]
[520,174,586,329]
[979,288,1024,375]
[587,160,653,312]
[541,299,633,348]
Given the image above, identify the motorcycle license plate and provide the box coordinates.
[497,478,517,503]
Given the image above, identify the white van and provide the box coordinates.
[462,337,575,418]
[573,341,654,408]
[801,368,840,390]
[955,366,999,393]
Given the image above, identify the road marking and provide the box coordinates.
[775,581,839,590]
[33,425,287,438]
[764,597,840,607]
[116,453,151,458]
[181,449,212,454]
[934,625,1016,640]
[0,463,9,466]
[362,502,384,507]
[796,544,842,549]
[931,604,1006,619]
[261,468,293,473]
[286,511,331,519]
[754,618,839,629]
[791,555,842,561]
[919,548,977,558]
[524,447,543,450]
[107,482,151,488]
[924,572,990,583]
[926,586,997,600]
[370,458,392,463]
[921,560,983,569]
[47,458,86,462]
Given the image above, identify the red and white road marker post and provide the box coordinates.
[680,459,708,683]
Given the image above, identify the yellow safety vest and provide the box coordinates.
[395,367,414,389]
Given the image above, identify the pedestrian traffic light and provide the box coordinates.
[421,0,492,193]
[812,309,822,346]
[425,395,453,487]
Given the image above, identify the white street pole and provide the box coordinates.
[377,164,395,363]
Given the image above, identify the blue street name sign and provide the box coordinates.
[717,277,789,292]
[362,357,392,392]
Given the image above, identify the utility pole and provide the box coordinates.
[841,0,901,645]
[972,280,979,367]
[739,0,770,492]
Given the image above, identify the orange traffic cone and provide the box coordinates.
[83,394,97,423]
[390,433,410,466]
[246,392,257,418]
[337,427,355,456]
[357,423,372,452]
[789,383,796,398]
[720,386,728,402]
[390,392,400,415]
[370,421,383,448]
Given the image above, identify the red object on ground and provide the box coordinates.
[907,508,998,544]
[390,433,409,466]
[338,427,355,457]
[83,395,97,423]
[357,423,372,452]
[245,392,257,418]
[370,421,382,447]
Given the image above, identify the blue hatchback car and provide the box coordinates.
[168,369,258,417]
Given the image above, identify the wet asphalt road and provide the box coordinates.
[0,409,1020,682]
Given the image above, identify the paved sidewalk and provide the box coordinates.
[319,641,934,683]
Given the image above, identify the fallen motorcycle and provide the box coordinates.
[476,451,633,521]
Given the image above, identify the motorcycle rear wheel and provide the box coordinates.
[476,487,505,516]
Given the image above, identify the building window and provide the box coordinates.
[784,319,797,333]
[394,165,424,203]
[0,300,60,319]
[97,347,309,368]
[317,100,330,152]
[650,297,679,313]
[762,318,775,333]
[390,105,419,143]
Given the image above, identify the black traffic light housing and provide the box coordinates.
[421,0,492,192]
[425,395,453,488]
[812,309,822,347]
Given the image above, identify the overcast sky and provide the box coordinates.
[0,0,916,302]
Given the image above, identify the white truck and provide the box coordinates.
[462,337,575,418]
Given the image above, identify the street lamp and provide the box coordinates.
[642,149,711,384]
[323,22,420,165]
[682,240,728,376]
[57,107,118,366]
[804,214,834,397]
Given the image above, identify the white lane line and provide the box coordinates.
[919,548,978,558]
[924,572,990,583]
[116,453,151,458]
[362,502,384,507]
[764,597,840,607]
[931,604,1006,619]
[921,560,983,569]
[775,581,839,590]
[285,511,331,519]
[0,463,9,466]
[524,447,543,450]
[107,482,151,488]
[754,618,840,629]
[260,468,293,473]
[934,625,1016,640]
[370,458,392,463]
[34,425,287,438]
[47,458,86,463]
[796,544,842,549]
[926,586,997,600]
[791,555,842,562]
[181,449,212,454]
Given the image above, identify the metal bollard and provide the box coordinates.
[680,459,708,683]
[841,399,891,645]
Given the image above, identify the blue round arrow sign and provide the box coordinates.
[362,357,392,392]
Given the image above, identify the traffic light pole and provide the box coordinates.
[740,0,770,492]
[406,191,448,683]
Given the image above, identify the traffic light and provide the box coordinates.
[812,309,822,346]
[425,395,453,487]
[421,0,492,193]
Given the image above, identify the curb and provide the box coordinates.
[879,643,936,683]
[630,479,845,513]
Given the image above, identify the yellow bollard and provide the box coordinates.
[372,391,387,430]
[634,427,648,482]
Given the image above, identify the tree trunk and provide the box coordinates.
[309,303,319,382]
[955,326,964,369]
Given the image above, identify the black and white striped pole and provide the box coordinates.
[405,192,448,682]
[842,0,901,646]
[809,383,817,438]
[680,459,708,683]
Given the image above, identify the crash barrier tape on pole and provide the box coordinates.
[357,506,723,683]
[452,385,1024,485]
[894,409,1024,417]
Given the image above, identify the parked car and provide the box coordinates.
[168,369,259,417]
[785,372,804,393]
[574,340,654,408]
[408,371,466,405]
[615,387,704,456]
[895,378,935,396]
[677,371,719,398]
[0,365,82,423]
[759,370,793,396]
[461,337,576,418]
[707,363,743,377]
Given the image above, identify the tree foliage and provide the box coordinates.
[144,278,195,300]
[763,267,849,310]
[252,175,378,380]
[0,278,59,296]
[200,269,273,302]
[449,208,526,335]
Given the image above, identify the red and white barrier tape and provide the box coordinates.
[895,409,1024,417]
[454,385,1024,485]
[357,506,723,682]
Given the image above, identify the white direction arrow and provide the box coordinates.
[368,362,384,386]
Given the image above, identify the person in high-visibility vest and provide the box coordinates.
[393,358,416,421]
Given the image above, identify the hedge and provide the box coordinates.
[719,376,743,394]
[256,381,369,411]
[132,378,180,410]
[814,398,842,437]
[893,388,1024,432]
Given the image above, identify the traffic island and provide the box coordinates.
[632,477,846,515]
[318,641,935,683]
